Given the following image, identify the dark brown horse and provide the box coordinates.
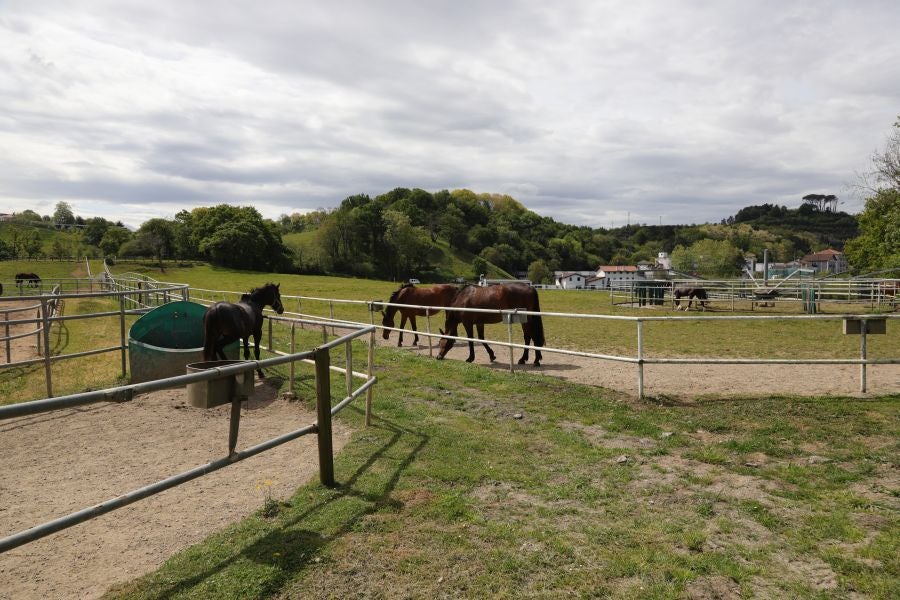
[673,287,708,311]
[203,283,284,379]
[381,283,458,346]
[436,283,545,365]
[15,272,41,290]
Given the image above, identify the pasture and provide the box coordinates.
[107,351,898,599]
[0,261,897,598]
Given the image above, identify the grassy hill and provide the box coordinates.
[0,220,97,258]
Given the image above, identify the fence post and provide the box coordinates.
[366,326,374,427]
[506,314,515,373]
[288,322,296,397]
[329,301,335,335]
[40,298,53,398]
[315,348,335,486]
[119,293,127,379]
[425,311,433,358]
[860,321,868,394]
[4,311,10,364]
[636,319,644,400]
[345,340,353,397]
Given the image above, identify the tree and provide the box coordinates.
[843,188,900,273]
[82,217,112,247]
[99,227,132,256]
[671,239,743,277]
[870,116,900,190]
[801,194,838,212]
[136,218,175,266]
[527,259,552,284]
[191,205,291,271]
[472,256,488,280]
[53,201,76,229]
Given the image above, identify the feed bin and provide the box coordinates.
[185,360,255,408]
[128,301,238,384]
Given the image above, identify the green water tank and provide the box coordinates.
[128,301,238,384]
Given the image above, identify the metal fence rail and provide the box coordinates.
[608,278,900,312]
[0,323,377,554]
[0,282,190,397]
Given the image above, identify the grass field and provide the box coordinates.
[105,349,899,599]
[1,261,897,597]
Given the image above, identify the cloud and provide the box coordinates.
[0,0,897,228]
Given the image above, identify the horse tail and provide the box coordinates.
[202,305,218,361]
[530,289,546,347]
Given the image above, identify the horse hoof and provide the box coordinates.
[436,355,444,360]
[517,359,526,365]
[534,361,541,367]
[466,358,475,363]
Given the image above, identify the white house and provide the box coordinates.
[554,271,594,289]
[596,265,641,288]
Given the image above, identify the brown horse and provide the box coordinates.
[382,283,458,346]
[436,283,545,365]
[673,287,708,311]
[203,283,284,379]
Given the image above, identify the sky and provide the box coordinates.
[1,1,898,230]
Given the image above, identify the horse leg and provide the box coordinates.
[518,323,531,365]
[462,322,477,362]
[410,316,419,346]
[397,314,406,347]
[476,323,495,362]
[253,333,264,379]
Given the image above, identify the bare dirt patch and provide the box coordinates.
[0,299,45,364]
[394,336,900,398]
[0,383,349,600]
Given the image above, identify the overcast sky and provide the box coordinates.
[1,1,898,230]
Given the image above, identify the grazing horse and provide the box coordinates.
[381,283,458,346]
[15,272,41,290]
[673,287,708,311]
[436,283,545,366]
[202,283,284,379]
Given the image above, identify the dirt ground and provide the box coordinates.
[401,333,900,399]
[0,384,350,600]
[0,323,897,599]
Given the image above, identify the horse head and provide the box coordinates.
[270,283,284,314]
[435,315,459,360]
[381,308,395,339]
[381,286,405,339]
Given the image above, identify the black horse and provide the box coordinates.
[203,283,285,379]
[15,272,41,290]
[436,282,545,365]
[673,287,708,311]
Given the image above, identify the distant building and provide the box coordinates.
[554,271,594,289]
[799,249,847,274]
[596,265,640,288]
[656,252,672,270]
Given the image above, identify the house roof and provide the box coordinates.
[599,265,639,273]
[800,249,843,262]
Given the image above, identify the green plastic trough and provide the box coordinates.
[128,301,238,384]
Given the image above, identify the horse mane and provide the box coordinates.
[388,283,414,304]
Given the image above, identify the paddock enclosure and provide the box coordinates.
[0,265,898,597]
